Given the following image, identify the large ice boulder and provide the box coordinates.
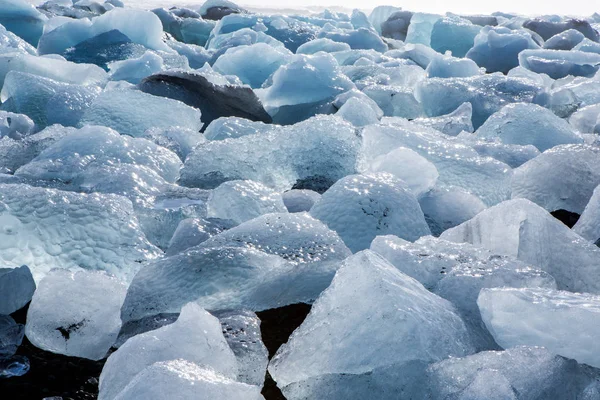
[427,346,600,399]
[0,0,47,46]
[519,49,600,79]
[257,53,354,124]
[475,103,583,151]
[0,265,35,314]
[430,16,481,58]
[511,144,600,214]
[121,213,351,322]
[0,183,160,282]
[139,68,272,127]
[180,115,360,192]
[479,287,600,369]
[25,269,126,360]
[113,360,264,400]
[80,89,203,137]
[310,173,430,252]
[268,250,474,399]
[544,29,586,50]
[441,198,600,294]
[416,75,545,129]
[466,26,540,73]
[1,71,101,128]
[99,303,238,400]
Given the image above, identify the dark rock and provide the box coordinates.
[139,70,272,128]
[551,209,581,228]
[381,11,413,41]
[202,6,243,21]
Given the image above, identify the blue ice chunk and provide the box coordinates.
[573,38,600,54]
[405,13,442,46]
[544,29,585,50]
[317,28,387,52]
[296,38,351,54]
[466,26,540,74]
[0,0,47,46]
[0,24,37,55]
[108,51,164,84]
[523,18,599,41]
[367,5,402,34]
[426,54,482,78]
[519,49,600,79]
[430,16,481,58]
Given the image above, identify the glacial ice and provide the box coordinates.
[107,51,164,84]
[441,198,600,293]
[207,180,287,225]
[62,30,147,69]
[380,10,412,41]
[412,102,474,136]
[569,104,600,133]
[99,303,238,400]
[511,144,600,214]
[469,141,540,168]
[336,96,381,127]
[519,49,600,79]
[573,185,600,243]
[368,5,402,35]
[478,287,600,369]
[113,360,264,400]
[179,115,360,191]
[405,12,440,45]
[0,315,24,357]
[522,18,599,42]
[426,54,482,78]
[0,183,160,282]
[0,23,37,55]
[25,269,126,360]
[296,38,351,54]
[268,250,474,399]
[0,0,47,46]
[427,346,600,399]
[317,27,387,53]
[166,217,235,256]
[475,103,583,151]
[80,89,203,137]
[0,265,35,315]
[282,189,321,213]
[142,126,205,161]
[430,16,481,58]
[0,111,35,140]
[310,173,430,252]
[544,29,585,50]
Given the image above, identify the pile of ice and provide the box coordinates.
[2,0,600,397]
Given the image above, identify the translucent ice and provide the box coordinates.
[25,269,126,360]
[405,12,441,45]
[336,96,381,127]
[426,54,482,78]
[0,183,160,282]
[362,85,424,119]
[207,180,287,225]
[282,189,321,213]
[413,102,474,136]
[166,217,235,256]
[441,198,600,293]
[107,51,164,84]
[213,43,292,88]
[268,250,474,399]
[569,104,600,133]
[99,303,238,400]
[310,173,430,252]
[1,71,100,128]
[478,287,600,368]
[180,115,360,191]
[380,11,413,41]
[365,147,439,197]
[0,315,24,357]
[0,111,35,140]
[475,103,583,151]
[296,38,351,54]
[416,74,546,129]
[574,185,600,243]
[466,26,540,74]
[368,5,401,34]
[203,117,274,141]
[523,18,599,42]
[519,49,600,79]
[16,125,182,184]
[430,16,481,58]
[512,144,600,214]
[317,28,387,53]
[80,89,202,138]
[470,141,540,168]
[143,126,205,161]
[574,38,600,54]
[113,360,264,400]
[0,265,35,315]
[0,24,37,55]
[419,186,486,235]
[427,346,598,399]
[0,0,47,46]
[544,29,585,50]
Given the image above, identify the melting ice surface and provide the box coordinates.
[2,0,600,398]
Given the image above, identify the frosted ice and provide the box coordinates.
[0,111,35,140]
[282,189,321,213]
[574,185,600,243]
[180,115,360,191]
[336,96,380,127]
[0,315,24,357]
[100,303,237,400]
[569,104,600,133]
[166,217,235,256]
[107,51,164,84]
[405,12,441,45]
[16,125,182,184]
[0,24,37,55]
[469,141,541,168]
[544,29,585,50]
[143,126,205,161]
[511,144,600,214]
[215,310,268,387]
[0,0,47,46]
[203,117,274,141]
[466,26,540,74]
[475,103,582,151]
[413,102,474,136]
[416,74,545,129]
[427,346,599,400]
[0,265,35,315]
[296,38,351,54]
[269,250,474,399]
[362,85,424,119]
[523,18,599,42]
[367,6,401,35]
[426,54,482,78]
[519,49,600,79]
[25,269,126,360]
[207,180,287,225]
[310,173,430,252]
[441,198,600,294]
[213,43,292,88]
[317,28,387,53]
[113,360,263,400]
[419,186,486,236]
[365,147,439,197]
[0,183,160,282]
[1,71,100,128]
[478,287,600,369]
[80,89,202,137]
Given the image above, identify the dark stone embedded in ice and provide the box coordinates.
[202,6,243,20]
[523,18,600,41]
[139,70,273,127]
[63,30,148,71]
[551,209,581,228]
